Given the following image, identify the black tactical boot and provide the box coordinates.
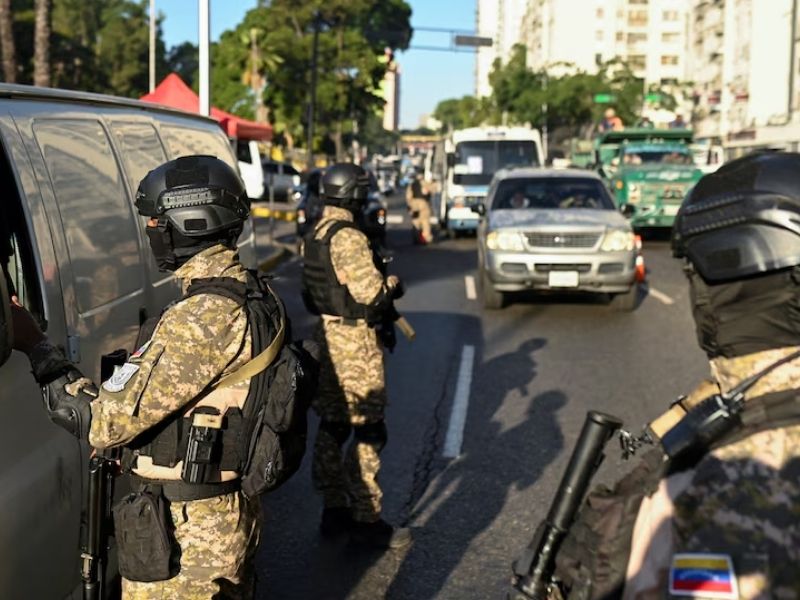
[319,507,353,538]
[350,518,412,549]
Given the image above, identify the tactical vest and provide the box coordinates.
[122,272,311,501]
[302,220,383,323]
[553,387,800,599]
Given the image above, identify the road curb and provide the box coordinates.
[258,245,290,272]
[252,206,296,221]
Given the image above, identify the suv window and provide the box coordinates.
[161,125,237,170]
[493,178,614,210]
[236,140,252,163]
[283,164,299,176]
[262,161,279,174]
[34,119,142,312]
[110,122,168,193]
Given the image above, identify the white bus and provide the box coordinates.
[440,126,543,237]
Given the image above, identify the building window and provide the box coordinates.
[596,7,604,18]
[629,0,648,4]
[662,32,681,43]
[628,32,648,44]
[663,10,680,21]
[628,9,648,27]
[661,55,680,66]
[628,55,646,70]
[616,31,625,42]
[596,30,604,41]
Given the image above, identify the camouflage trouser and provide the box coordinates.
[408,198,432,242]
[311,319,388,522]
[122,491,262,600]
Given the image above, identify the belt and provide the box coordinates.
[130,475,240,502]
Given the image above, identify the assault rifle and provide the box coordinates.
[509,411,623,600]
[373,245,415,351]
[81,350,126,599]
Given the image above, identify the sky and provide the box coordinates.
[158,0,477,130]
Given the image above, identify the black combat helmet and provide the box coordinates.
[672,151,800,283]
[136,155,250,271]
[321,162,370,213]
[672,151,800,358]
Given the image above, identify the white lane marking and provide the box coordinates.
[647,286,675,306]
[443,345,476,458]
[387,214,404,225]
[464,275,477,300]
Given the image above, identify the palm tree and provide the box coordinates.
[240,27,282,123]
[33,0,51,87]
[0,0,16,83]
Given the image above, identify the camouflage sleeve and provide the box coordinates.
[88,294,247,449]
[329,226,388,305]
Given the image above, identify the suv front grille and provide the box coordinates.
[534,263,592,273]
[525,232,600,248]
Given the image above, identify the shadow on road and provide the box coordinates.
[386,338,568,599]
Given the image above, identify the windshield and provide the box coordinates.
[492,178,615,210]
[621,148,693,165]
[453,140,538,186]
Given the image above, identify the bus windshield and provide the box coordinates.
[453,140,538,186]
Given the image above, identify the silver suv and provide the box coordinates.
[476,168,638,310]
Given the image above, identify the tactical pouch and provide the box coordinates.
[112,489,180,582]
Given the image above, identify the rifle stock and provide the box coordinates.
[509,411,623,600]
[82,453,117,600]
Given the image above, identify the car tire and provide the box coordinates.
[610,284,638,312]
[480,269,505,310]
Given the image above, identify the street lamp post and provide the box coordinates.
[198,0,210,117]
[149,0,155,92]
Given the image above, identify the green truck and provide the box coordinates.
[595,128,703,228]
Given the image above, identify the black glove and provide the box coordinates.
[410,210,420,219]
[29,341,95,439]
[390,279,405,300]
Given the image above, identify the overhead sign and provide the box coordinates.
[454,35,493,48]
[594,93,616,104]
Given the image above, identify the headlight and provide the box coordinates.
[486,230,525,252]
[628,183,641,203]
[601,229,635,252]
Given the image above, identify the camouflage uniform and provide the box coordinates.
[406,179,433,243]
[310,205,393,523]
[89,244,262,600]
[624,347,800,599]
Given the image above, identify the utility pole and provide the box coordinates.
[198,0,210,116]
[149,0,156,92]
[790,0,798,120]
[306,12,321,169]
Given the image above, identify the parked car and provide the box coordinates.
[262,159,301,201]
[476,168,639,310]
[235,139,265,200]
[296,169,387,245]
[0,83,255,599]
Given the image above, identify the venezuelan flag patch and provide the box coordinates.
[669,553,738,598]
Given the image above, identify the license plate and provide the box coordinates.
[548,271,579,287]
[663,204,680,216]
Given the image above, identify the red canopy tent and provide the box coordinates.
[141,73,273,142]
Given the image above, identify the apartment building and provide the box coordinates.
[688,0,794,139]
[520,0,690,85]
[475,0,528,97]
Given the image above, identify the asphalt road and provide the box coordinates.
[252,193,709,599]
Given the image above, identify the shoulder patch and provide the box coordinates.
[131,339,152,359]
[669,553,737,599]
[102,363,140,393]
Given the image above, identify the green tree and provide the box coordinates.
[432,95,490,131]
[164,41,198,87]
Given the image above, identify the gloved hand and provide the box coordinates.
[42,367,96,439]
[410,210,420,219]
[387,275,404,300]
[378,323,397,352]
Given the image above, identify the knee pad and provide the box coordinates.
[353,421,387,450]
[319,420,352,445]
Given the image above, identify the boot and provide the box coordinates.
[350,518,412,549]
[319,507,353,538]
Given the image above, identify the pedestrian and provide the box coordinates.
[550,151,800,598]
[10,155,292,599]
[669,113,687,129]
[599,107,624,132]
[301,162,411,549]
[406,170,434,244]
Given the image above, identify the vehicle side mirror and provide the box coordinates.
[620,204,636,218]
[471,203,486,217]
[0,269,12,367]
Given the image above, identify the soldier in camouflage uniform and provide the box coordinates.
[302,163,411,549]
[622,152,800,597]
[10,156,271,599]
